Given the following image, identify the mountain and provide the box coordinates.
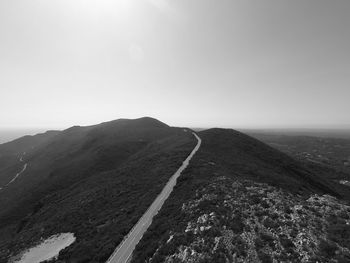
[131,128,350,263]
[1,124,349,262]
[0,117,196,262]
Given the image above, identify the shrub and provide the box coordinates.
[319,239,337,258]
[280,236,295,251]
[263,218,278,229]
[260,232,275,245]
[258,251,273,263]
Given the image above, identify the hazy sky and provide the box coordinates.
[1,0,350,129]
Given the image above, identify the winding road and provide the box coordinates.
[0,152,28,191]
[6,163,28,186]
[106,132,201,263]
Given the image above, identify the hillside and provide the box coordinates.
[0,117,196,262]
[131,128,350,263]
[0,130,60,186]
[2,126,349,262]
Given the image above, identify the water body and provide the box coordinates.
[14,233,76,263]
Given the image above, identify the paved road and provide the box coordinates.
[106,132,202,263]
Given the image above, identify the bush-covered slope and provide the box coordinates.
[0,117,176,223]
[131,128,350,263]
[0,130,60,186]
[197,128,342,196]
[0,117,196,262]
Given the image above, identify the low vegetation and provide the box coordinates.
[132,128,350,263]
[0,118,196,262]
[2,125,349,262]
[137,176,350,262]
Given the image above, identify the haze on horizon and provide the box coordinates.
[1,0,350,130]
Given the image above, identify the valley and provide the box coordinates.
[249,132,350,187]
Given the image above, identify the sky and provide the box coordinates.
[1,0,350,130]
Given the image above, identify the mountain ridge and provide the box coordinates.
[198,128,340,196]
[1,118,349,262]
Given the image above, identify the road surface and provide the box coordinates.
[106,132,202,263]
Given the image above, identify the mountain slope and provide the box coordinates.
[0,117,174,222]
[0,118,196,262]
[196,128,339,196]
[0,130,60,186]
[3,126,349,262]
[131,128,350,263]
